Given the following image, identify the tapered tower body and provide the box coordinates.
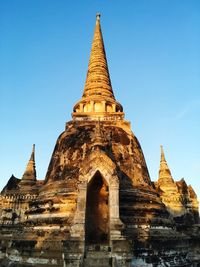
[155,146,199,224]
[0,14,199,267]
[40,17,170,261]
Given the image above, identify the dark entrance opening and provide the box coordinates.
[85,171,109,245]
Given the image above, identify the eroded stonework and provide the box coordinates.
[0,14,200,267]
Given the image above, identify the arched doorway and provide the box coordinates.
[85,171,109,245]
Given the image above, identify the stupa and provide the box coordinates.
[0,14,199,267]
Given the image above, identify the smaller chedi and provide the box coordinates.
[0,14,200,267]
[154,146,199,225]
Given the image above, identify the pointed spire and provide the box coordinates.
[158,145,174,185]
[161,145,166,162]
[82,13,114,100]
[72,14,123,120]
[20,144,36,186]
[30,143,35,161]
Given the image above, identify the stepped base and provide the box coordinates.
[83,257,111,267]
[83,245,111,267]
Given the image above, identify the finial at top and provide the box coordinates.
[160,145,166,162]
[96,13,101,21]
[30,144,35,161]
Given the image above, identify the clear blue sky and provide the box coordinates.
[0,1,200,200]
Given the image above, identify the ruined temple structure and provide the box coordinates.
[0,14,200,267]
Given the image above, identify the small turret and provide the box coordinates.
[176,178,188,195]
[19,144,37,187]
[157,146,187,217]
[158,145,175,186]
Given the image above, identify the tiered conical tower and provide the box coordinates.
[155,146,199,224]
[0,14,199,267]
[73,14,123,120]
[40,15,172,265]
[19,144,36,188]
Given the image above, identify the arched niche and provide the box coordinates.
[85,171,109,245]
[70,151,123,242]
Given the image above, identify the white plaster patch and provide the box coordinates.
[9,254,22,262]
[26,257,57,264]
[131,258,153,267]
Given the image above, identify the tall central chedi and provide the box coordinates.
[72,14,123,119]
[43,13,162,245]
[0,14,199,267]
